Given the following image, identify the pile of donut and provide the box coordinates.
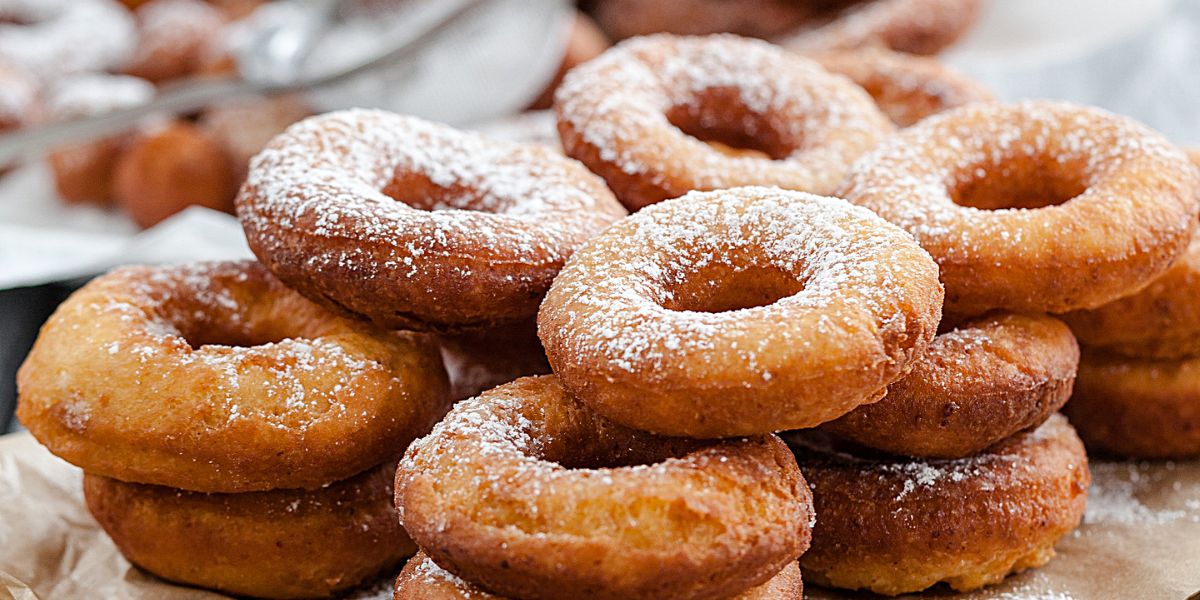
[14,6,1200,600]
[0,0,982,230]
[0,0,315,227]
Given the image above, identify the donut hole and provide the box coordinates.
[528,397,702,469]
[665,89,795,160]
[161,279,338,349]
[383,171,516,213]
[951,157,1089,210]
[659,263,804,313]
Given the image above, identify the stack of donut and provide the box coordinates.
[14,26,1200,600]
[1055,150,1200,459]
[15,261,455,598]
[811,99,1198,594]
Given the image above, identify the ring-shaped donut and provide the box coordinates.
[554,34,892,211]
[839,100,1200,315]
[1063,222,1200,359]
[786,413,1090,595]
[1065,351,1200,459]
[538,187,943,438]
[0,0,136,79]
[393,552,805,600]
[779,0,982,56]
[238,109,626,332]
[85,462,413,599]
[395,375,814,600]
[17,260,449,493]
[808,46,994,127]
[824,312,1078,458]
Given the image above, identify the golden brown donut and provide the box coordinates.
[839,100,1200,316]
[539,187,943,438]
[17,261,449,493]
[787,413,1090,595]
[393,552,804,600]
[44,74,155,204]
[113,120,240,228]
[395,375,815,600]
[1062,224,1200,359]
[780,0,982,55]
[237,109,626,332]
[1065,351,1200,459]
[437,318,550,401]
[809,46,994,127]
[529,11,609,110]
[123,0,227,84]
[85,461,414,599]
[554,34,892,211]
[824,312,1079,458]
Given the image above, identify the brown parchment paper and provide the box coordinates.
[1,431,1198,600]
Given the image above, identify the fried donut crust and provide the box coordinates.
[539,187,943,438]
[237,109,625,332]
[85,462,414,599]
[787,414,1090,595]
[1062,223,1200,359]
[17,261,449,493]
[824,312,1079,458]
[1066,351,1200,459]
[809,46,994,127]
[840,100,1200,315]
[554,34,892,210]
[393,552,804,600]
[395,375,814,600]
[779,0,982,55]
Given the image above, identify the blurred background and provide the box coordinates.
[1,0,1198,432]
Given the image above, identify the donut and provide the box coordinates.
[529,11,609,110]
[1065,351,1200,459]
[85,461,414,599]
[0,0,136,80]
[44,74,155,204]
[824,312,1079,458]
[554,34,892,211]
[779,0,983,55]
[199,94,313,180]
[1062,222,1200,358]
[585,0,820,41]
[123,0,227,84]
[1063,221,1200,359]
[785,413,1090,595]
[393,552,805,600]
[437,318,550,401]
[808,46,994,127]
[538,187,943,438]
[17,260,449,493]
[395,375,815,600]
[839,100,1200,316]
[114,120,239,228]
[237,109,626,332]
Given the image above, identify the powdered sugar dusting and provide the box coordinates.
[0,0,136,79]
[539,186,938,384]
[554,34,891,198]
[238,109,623,298]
